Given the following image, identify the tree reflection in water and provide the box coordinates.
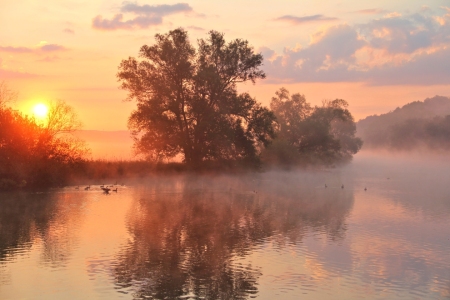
[0,193,58,263]
[0,191,85,270]
[113,174,354,299]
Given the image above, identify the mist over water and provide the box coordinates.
[1,152,450,299]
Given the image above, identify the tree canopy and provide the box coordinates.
[264,88,362,166]
[118,28,275,167]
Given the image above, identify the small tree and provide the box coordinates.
[264,88,362,166]
[299,99,362,164]
[118,28,275,167]
[270,87,312,145]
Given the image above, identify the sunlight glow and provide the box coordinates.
[33,103,48,118]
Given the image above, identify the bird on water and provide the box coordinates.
[341,184,344,189]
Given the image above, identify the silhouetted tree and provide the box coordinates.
[118,28,275,167]
[0,108,40,188]
[29,100,89,187]
[0,93,89,189]
[37,99,88,164]
[264,88,362,166]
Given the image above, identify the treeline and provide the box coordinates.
[0,85,361,191]
[357,96,450,150]
[0,85,88,190]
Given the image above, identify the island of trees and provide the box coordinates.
[117,28,362,169]
[0,28,362,190]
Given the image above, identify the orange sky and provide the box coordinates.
[1,0,450,130]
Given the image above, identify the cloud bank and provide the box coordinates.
[263,8,450,85]
[92,2,193,31]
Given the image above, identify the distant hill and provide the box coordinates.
[73,130,135,160]
[357,96,450,150]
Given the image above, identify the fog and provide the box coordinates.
[344,150,450,216]
[83,148,450,226]
[1,150,450,299]
[357,96,450,152]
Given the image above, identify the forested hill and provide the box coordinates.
[357,96,450,150]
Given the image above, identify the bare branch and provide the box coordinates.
[0,81,18,108]
[46,99,82,137]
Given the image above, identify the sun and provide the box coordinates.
[33,103,48,118]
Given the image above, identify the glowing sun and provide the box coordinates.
[33,103,48,118]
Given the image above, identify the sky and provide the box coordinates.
[1,0,450,130]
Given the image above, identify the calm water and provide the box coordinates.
[1,154,450,299]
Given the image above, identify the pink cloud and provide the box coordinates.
[121,2,191,15]
[0,46,33,53]
[92,2,193,31]
[0,44,67,54]
[63,28,75,34]
[353,9,387,15]
[37,55,60,62]
[40,44,66,52]
[275,14,338,25]
[92,14,162,30]
[262,10,450,86]
[0,68,39,79]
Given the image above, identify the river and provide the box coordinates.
[1,153,449,299]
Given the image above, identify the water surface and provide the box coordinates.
[1,154,450,299]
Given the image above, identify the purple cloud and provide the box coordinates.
[359,15,440,54]
[263,24,365,83]
[40,44,66,52]
[262,10,450,86]
[367,47,450,85]
[63,28,75,34]
[121,2,192,15]
[275,14,338,25]
[93,2,193,31]
[93,14,162,30]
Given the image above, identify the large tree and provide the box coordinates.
[118,28,275,166]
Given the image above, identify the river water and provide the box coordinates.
[1,153,450,299]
